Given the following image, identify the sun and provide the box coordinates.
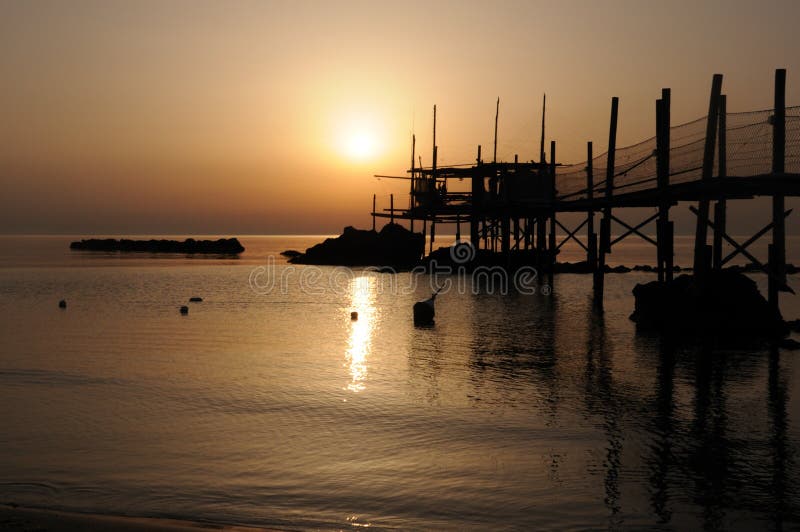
[345,130,377,160]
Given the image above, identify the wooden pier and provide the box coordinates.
[372,70,799,310]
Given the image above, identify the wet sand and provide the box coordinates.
[0,505,282,532]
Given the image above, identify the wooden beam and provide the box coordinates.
[610,213,659,247]
[721,209,792,266]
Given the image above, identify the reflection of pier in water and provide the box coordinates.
[405,283,797,527]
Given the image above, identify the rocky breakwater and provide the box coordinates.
[70,238,245,254]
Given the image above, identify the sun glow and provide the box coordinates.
[345,131,377,160]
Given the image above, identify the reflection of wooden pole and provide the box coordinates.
[713,95,727,271]
[693,74,723,274]
[770,68,786,312]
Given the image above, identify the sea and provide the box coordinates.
[1,234,799,530]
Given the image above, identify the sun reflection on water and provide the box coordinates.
[345,276,377,393]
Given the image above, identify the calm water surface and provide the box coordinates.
[0,235,799,530]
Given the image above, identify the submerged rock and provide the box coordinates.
[280,250,302,258]
[290,224,424,269]
[179,305,189,315]
[70,238,245,254]
[189,297,203,302]
[630,271,787,338]
[58,299,67,309]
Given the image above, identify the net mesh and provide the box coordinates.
[556,106,800,200]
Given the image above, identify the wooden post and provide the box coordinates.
[656,88,672,282]
[713,95,727,270]
[540,93,546,163]
[410,134,416,233]
[390,194,394,225]
[493,97,499,163]
[456,213,461,242]
[693,74,723,274]
[372,194,376,231]
[770,68,787,312]
[548,140,557,276]
[595,97,618,307]
[587,141,596,270]
[471,145,482,248]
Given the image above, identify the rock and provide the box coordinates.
[58,299,67,309]
[179,306,189,315]
[289,224,424,269]
[630,271,787,338]
[280,250,302,258]
[70,238,245,254]
[189,297,203,302]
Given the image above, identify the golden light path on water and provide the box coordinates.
[345,275,377,393]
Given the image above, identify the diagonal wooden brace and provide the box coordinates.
[610,212,659,248]
[689,205,794,294]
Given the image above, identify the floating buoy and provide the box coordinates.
[351,311,358,320]
[179,305,189,315]
[189,297,203,302]
[413,287,443,326]
[58,299,67,309]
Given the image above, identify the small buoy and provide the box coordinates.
[189,297,203,302]
[350,311,358,320]
[179,305,189,315]
[58,299,67,309]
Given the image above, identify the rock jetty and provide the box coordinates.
[70,238,245,254]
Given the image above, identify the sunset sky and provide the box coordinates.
[1,0,798,234]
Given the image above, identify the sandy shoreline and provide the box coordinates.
[0,504,285,531]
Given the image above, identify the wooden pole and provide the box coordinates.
[390,193,394,225]
[713,95,727,270]
[548,140,557,276]
[595,97,619,308]
[587,141,596,270]
[656,88,672,282]
[693,74,723,274]
[372,194,376,231]
[471,145,482,247]
[430,219,436,255]
[410,134,416,232]
[540,93,546,163]
[493,97,499,163]
[770,68,787,312]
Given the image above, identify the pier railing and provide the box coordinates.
[556,106,800,201]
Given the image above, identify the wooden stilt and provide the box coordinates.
[595,97,618,308]
[656,88,672,282]
[410,134,416,233]
[372,194,376,231]
[693,74,723,275]
[471,145,482,248]
[548,141,557,277]
[770,68,787,312]
[390,194,394,225]
[713,95,727,270]
[587,142,596,270]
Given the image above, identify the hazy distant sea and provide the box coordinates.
[1,235,799,530]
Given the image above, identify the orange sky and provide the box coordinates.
[1,0,798,234]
